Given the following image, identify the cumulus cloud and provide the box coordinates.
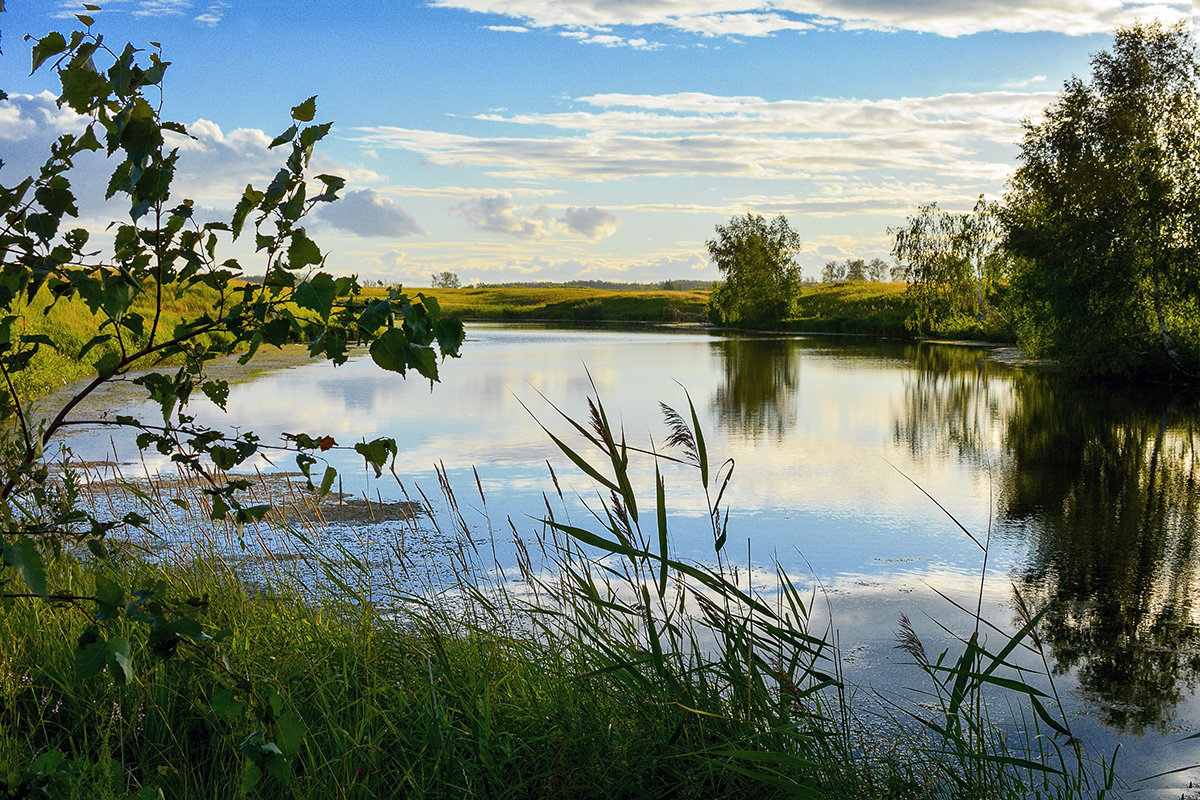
[427,0,1190,38]
[0,93,385,237]
[561,206,618,238]
[319,189,425,237]
[453,196,619,239]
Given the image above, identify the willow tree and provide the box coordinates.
[1005,21,1200,377]
[891,196,1008,335]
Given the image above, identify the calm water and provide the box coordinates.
[55,323,1200,788]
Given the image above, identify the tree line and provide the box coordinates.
[708,21,1199,380]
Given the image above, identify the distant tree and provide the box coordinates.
[1005,21,1200,377]
[431,270,462,289]
[821,260,846,283]
[867,258,890,282]
[891,196,1008,334]
[706,214,802,324]
[844,258,867,282]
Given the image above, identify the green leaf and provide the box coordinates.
[31,31,67,73]
[241,759,263,793]
[434,316,465,357]
[107,638,134,684]
[76,627,108,679]
[58,62,110,114]
[269,124,298,149]
[368,328,410,374]
[212,688,247,721]
[201,379,230,410]
[3,537,47,597]
[298,121,333,151]
[318,466,336,498]
[287,230,321,268]
[369,329,438,379]
[294,273,336,320]
[354,437,397,478]
[275,710,305,757]
[95,575,124,618]
[291,96,317,123]
[356,299,392,334]
[232,185,264,239]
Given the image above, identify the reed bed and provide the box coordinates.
[0,391,1137,799]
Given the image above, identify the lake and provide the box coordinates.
[53,322,1200,791]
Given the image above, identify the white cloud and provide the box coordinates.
[131,0,192,18]
[54,0,227,24]
[453,195,619,239]
[561,206,619,238]
[319,189,425,237]
[194,2,229,25]
[428,0,1190,38]
[351,89,1042,185]
[1003,75,1049,89]
[484,24,530,32]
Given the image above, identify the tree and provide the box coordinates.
[706,213,802,324]
[866,258,890,282]
[891,196,1008,334]
[1005,21,1200,377]
[0,15,464,769]
[821,260,846,283]
[431,270,461,288]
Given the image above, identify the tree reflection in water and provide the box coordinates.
[709,336,800,441]
[897,346,1200,733]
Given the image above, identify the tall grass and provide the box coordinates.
[0,389,1134,799]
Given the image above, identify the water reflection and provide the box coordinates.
[709,337,800,440]
[893,343,1013,468]
[1006,382,1200,733]
[896,350,1200,732]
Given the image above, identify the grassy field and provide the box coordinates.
[787,281,913,336]
[397,285,711,323]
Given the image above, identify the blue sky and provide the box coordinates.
[2,1,1192,284]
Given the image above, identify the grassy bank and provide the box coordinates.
[0,395,1124,800]
[785,282,913,336]
[413,283,1012,342]
[411,286,710,323]
[10,283,231,399]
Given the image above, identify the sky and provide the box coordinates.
[1,1,1194,285]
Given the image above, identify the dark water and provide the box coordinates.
[56,323,1200,789]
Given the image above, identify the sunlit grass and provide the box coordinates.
[390,286,712,323]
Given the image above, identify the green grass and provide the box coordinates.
[411,286,711,323]
[9,282,231,399]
